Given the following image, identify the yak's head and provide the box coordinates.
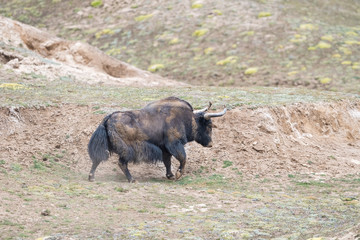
[193,102,227,148]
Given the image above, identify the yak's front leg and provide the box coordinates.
[165,141,186,180]
[163,151,174,180]
[118,159,136,183]
[175,155,186,180]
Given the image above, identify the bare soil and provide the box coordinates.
[1,101,360,181]
[1,101,360,239]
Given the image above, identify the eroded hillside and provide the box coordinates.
[1,0,360,92]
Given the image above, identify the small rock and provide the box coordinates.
[7,58,20,68]
[252,144,265,153]
[41,209,51,216]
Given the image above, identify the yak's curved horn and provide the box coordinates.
[204,107,227,120]
[193,102,212,114]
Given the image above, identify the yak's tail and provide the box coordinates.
[88,115,112,165]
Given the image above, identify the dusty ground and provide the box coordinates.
[1,101,360,180]
[1,101,360,239]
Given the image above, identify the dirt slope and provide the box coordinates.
[1,101,359,181]
[0,16,185,87]
[2,0,359,92]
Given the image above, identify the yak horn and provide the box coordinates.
[204,107,227,120]
[193,102,212,114]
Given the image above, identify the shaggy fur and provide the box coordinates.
[88,96,221,182]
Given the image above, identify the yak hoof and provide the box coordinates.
[166,173,175,180]
[129,179,137,183]
[175,170,183,180]
[88,175,95,182]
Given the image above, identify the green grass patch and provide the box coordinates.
[154,203,166,209]
[93,194,108,200]
[295,181,333,188]
[138,209,149,213]
[93,110,107,114]
[222,160,233,168]
[0,220,18,226]
[33,159,46,170]
[90,0,102,8]
[114,187,129,193]
[11,164,22,172]
[194,165,209,174]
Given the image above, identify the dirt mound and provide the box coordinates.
[213,101,360,178]
[0,16,185,87]
[1,101,359,181]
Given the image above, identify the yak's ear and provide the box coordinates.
[212,123,218,128]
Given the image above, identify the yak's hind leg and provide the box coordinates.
[165,141,186,180]
[88,161,101,182]
[163,151,174,180]
[118,159,136,183]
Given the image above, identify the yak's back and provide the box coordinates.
[143,97,193,112]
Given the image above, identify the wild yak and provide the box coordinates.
[88,96,226,183]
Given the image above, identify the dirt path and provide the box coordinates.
[1,102,360,239]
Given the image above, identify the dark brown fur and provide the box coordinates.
[88,97,215,182]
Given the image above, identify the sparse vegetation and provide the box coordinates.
[222,160,233,168]
[4,0,359,92]
[33,159,45,170]
[295,181,334,188]
[10,164,22,172]
[90,0,102,8]
[2,165,359,239]
[114,187,128,193]
[1,71,358,109]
